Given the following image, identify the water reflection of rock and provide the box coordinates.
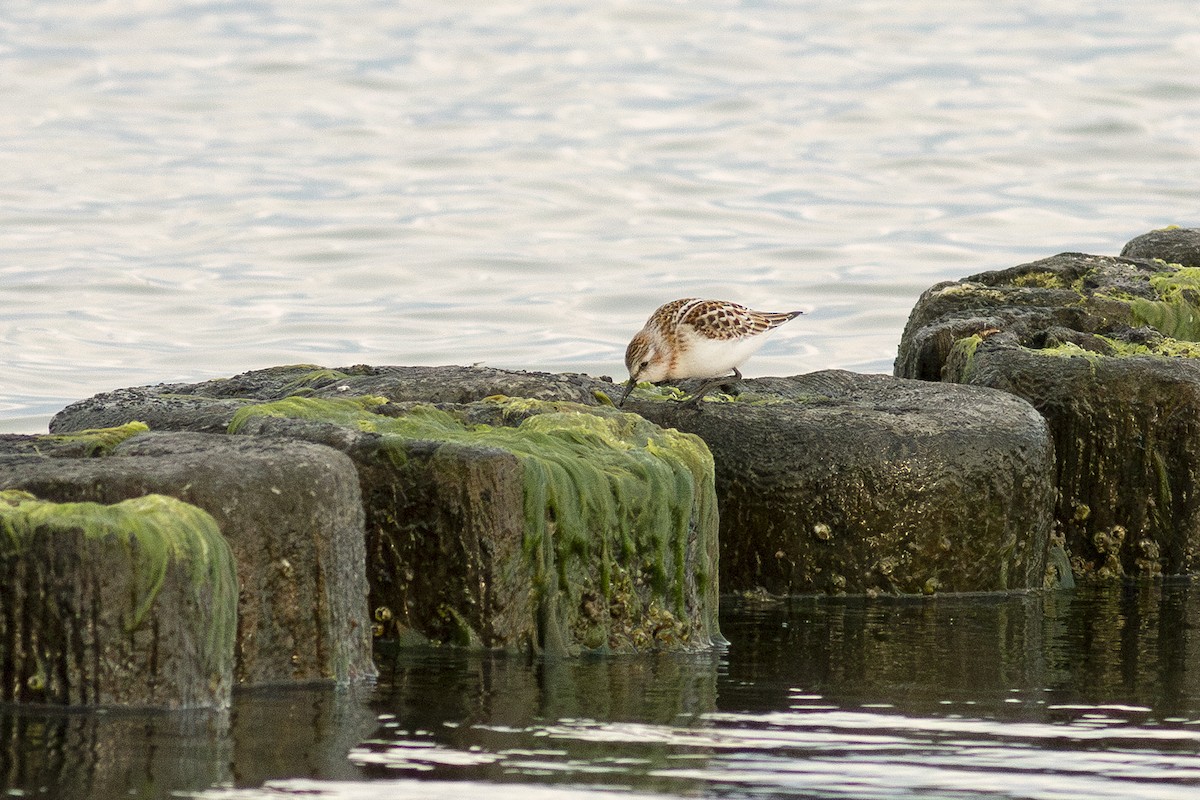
[0,686,378,798]
[0,708,231,798]
[361,649,721,792]
[722,583,1200,714]
[3,585,1196,797]
[372,649,721,729]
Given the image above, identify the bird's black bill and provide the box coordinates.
[618,377,636,407]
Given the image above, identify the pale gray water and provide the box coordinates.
[2,1,1198,432]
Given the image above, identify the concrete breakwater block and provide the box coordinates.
[52,373,721,655]
[623,370,1056,595]
[1120,226,1200,267]
[230,398,721,656]
[896,229,1200,579]
[0,491,236,708]
[53,364,1056,600]
[0,430,375,687]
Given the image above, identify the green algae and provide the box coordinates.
[0,490,237,659]
[280,368,355,395]
[622,381,781,406]
[624,382,689,404]
[592,389,616,407]
[228,395,718,651]
[229,395,391,431]
[934,282,991,298]
[1126,267,1200,341]
[39,421,149,456]
[1035,334,1200,361]
[944,334,984,381]
[1033,342,1108,361]
[1011,271,1064,289]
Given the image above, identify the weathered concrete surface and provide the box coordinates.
[941,333,1200,579]
[622,370,1056,594]
[1120,226,1200,267]
[0,432,375,687]
[895,252,1170,382]
[0,491,236,708]
[897,233,1200,580]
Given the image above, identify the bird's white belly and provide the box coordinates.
[670,332,774,379]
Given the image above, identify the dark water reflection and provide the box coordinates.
[3,583,1199,799]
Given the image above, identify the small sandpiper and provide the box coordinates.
[619,298,803,407]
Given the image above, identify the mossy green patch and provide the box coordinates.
[229,395,391,431]
[1035,334,1200,361]
[228,395,718,651]
[1123,268,1200,341]
[934,283,1011,303]
[622,381,779,406]
[624,382,689,404]
[1034,342,1107,361]
[281,368,355,396]
[1110,336,1200,359]
[944,334,984,381]
[39,421,149,456]
[0,490,237,658]
[1011,271,1064,289]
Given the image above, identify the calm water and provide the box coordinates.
[2,1,1198,431]
[3,585,1200,799]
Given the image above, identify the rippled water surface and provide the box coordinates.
[4,585,1200,799]
[3,0,1199,430]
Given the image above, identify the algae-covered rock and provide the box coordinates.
[0,432,374,687]
[897,235,1200,579]
[50,368,720,654]
[49,365,606,434]
[895,252,1172,382]
[622,370,1055,595]
[226,396,720,656]
[0,490,236,708]
[0,421,150,458]
[51,363,1060,599]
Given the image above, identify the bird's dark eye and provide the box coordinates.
[639,360,649,369]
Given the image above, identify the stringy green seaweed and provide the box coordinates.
[228,395,718,631]
[1127,267,1200,342]
[0,490,237,660]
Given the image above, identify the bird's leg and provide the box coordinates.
[680,369,742,409]
[680,378,719,408]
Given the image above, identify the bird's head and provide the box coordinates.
[619,330,668,406]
